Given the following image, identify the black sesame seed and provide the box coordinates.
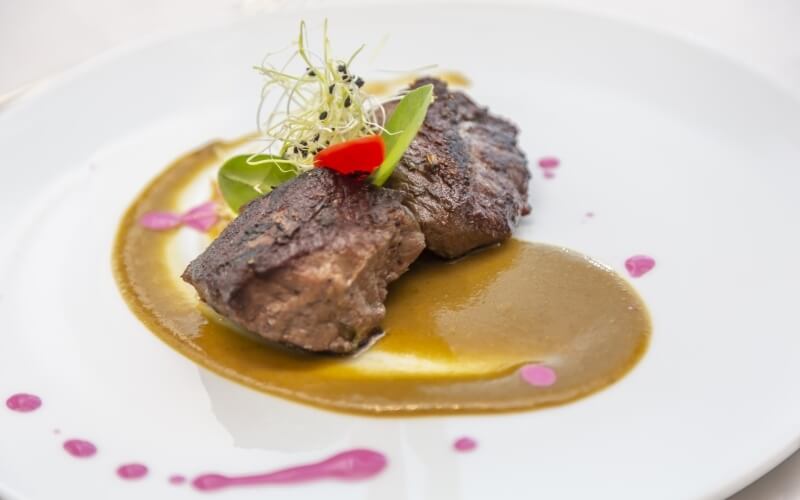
[337,63,347,73]
[306,67,316,77]
[328,84,335,94]
[293,146,298,153]
[312,133,320,142]
[319,111,328,120]
[300,140,307,146]
[301,150,308,158]
[355,77,364,87]
[344,96,352,108]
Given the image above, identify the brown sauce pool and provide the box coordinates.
[113,141,651,415]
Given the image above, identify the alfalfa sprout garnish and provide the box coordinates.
[253,20,388,171]
[217,20,434,213]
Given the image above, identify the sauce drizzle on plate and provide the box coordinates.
[112,140,651,415]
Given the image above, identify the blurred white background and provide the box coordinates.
[1,0,798,497]
[1,0,799,102]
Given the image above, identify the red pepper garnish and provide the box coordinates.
[313,135,385,175]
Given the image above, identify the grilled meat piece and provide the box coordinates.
[183,168,425,353]
[183,77,530,353]
[386,78,530,258]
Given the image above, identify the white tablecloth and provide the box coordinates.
[2,1,798,497]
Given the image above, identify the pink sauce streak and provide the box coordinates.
[453,437,477,452]
[191,449,387,492]
[117,463,148,480]
[63,439,97,458]
[543,170,556,179]
[139,201,218,232]
[181,201,218,232]
[169,475,187,485]
[520,364,557,387]
[139,211,181,230]
[625,255,656,278]
[6,393,41,412]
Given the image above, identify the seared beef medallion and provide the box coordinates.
[184,78,530,352]
[183,168,425,353]
[386,78,530,258]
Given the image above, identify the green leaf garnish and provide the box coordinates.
[370,84,434,187]
[218,155,299,212]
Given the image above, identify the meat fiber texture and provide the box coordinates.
[386,78,530,258]
[183,168,425,353]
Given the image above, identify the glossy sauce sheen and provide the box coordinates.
[113,142,651,415]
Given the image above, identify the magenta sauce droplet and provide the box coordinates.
[117,463,148,480]
[538,156,560,179]
[625,255,656,278]
[520,364,558,387]
[191,448,387,492]
[453,437,477,452]
[63,439,97,458]
[538,156,560,169]
[6,393,41,412]
[169,475,187,485]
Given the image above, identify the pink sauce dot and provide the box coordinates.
[453,437,477,452]
[538,156,560,168]
[117,463,148,480]
[169,475,186,485]
[63,439,97,458]
[625,255,656,278]
[538,156,560,179]
[585,211,595,218]
[6,393,41,412]
[520,364,557,387]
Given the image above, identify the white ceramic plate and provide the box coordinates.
[2,4,800,499]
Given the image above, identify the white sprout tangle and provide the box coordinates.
[250,20,394,172]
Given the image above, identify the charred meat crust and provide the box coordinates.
[386,77,530,258]
[183,168,425,353]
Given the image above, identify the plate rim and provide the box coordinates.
[1,3,799,499]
